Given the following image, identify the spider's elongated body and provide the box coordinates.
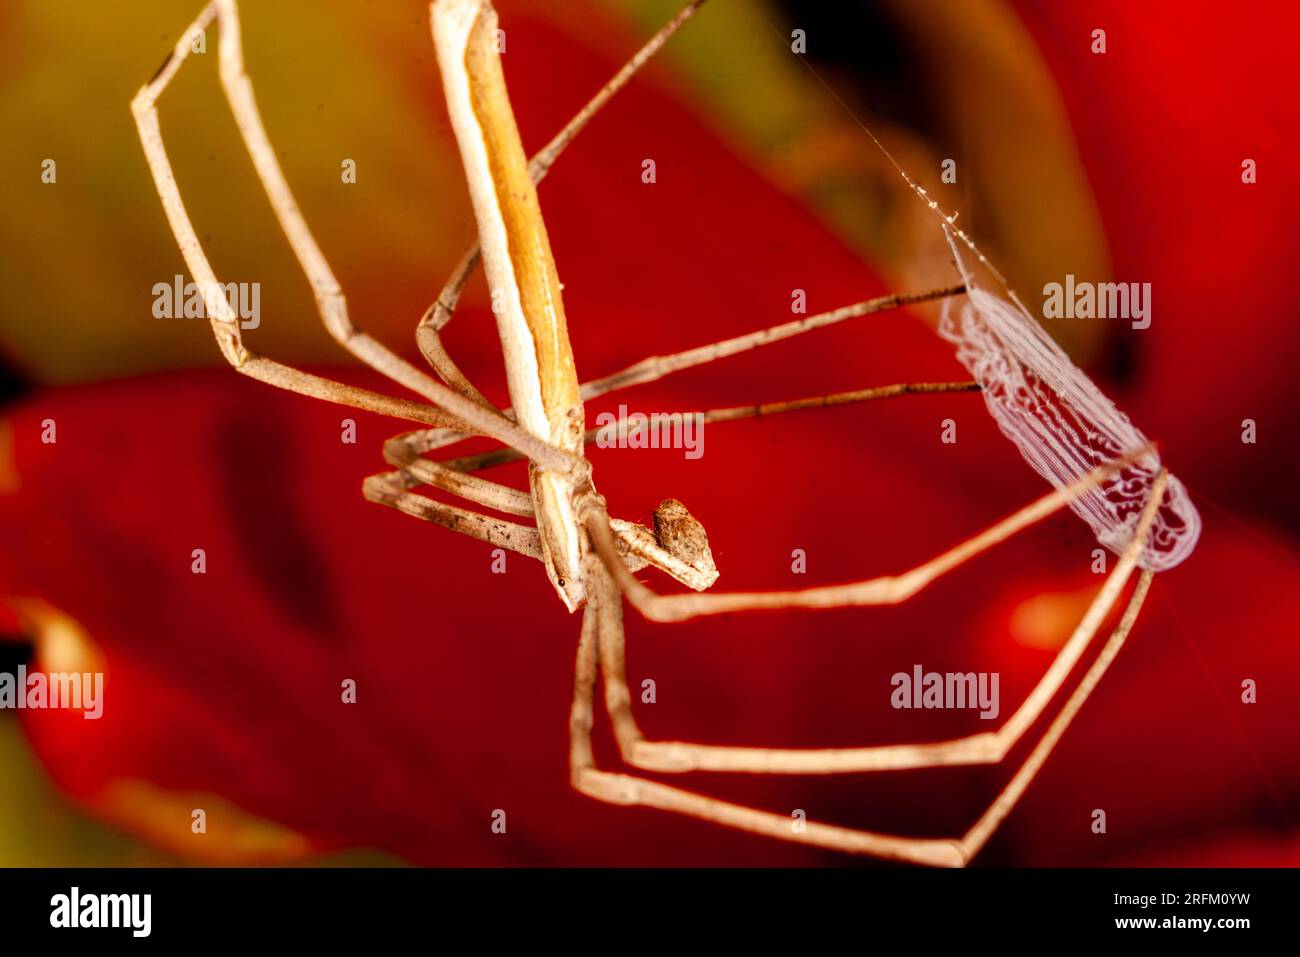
[433,1,590,610]
[133,0,1196,866]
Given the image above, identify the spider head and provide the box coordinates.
[532,471,588,613]
[546,564,586,614]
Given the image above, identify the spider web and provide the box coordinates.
[938,228,1201,571]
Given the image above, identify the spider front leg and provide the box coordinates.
[416,247,496,410]
[384,379,982,590]
[568,551,964,867]
[384,431,536,518]
[429,380,982,474]
[362,469,543,557]
[131,3,449,425]
[196,0,503,414]
[132,0,584,478]
[592,471,1166,776]
[579,285,967,402]
[567,475,1163,865]
[586,449,1155,622]
[378,430,717,590]
[396,285,978,475]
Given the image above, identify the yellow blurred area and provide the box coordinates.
[0,720,181,866]
[0,720,406,866]
[0,597,404,866]
[0,0,474,382]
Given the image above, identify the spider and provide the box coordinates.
[131,0,1196,866]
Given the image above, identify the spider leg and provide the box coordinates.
[385,431,535,517]
[585,450,1158,623]
[592,472,1166,775]
[377,381,982,589]
[568,551,963,867]
[568,483,1160,865]
[960,568,1152,861]
[377,432,713,589]
[132,0,583,477]
[363,470,542,557]
[403,289,976,469]
[207,0,501,413]
[580,286,967,402]
[427,380,979,474]
[417,247,496,409]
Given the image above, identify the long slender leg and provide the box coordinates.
[385,431,535,517]
[959,567,1152,860]
[132,1,584,477]
[596,472,1167,775]
[407,288,975,466]
[434,380,981,474]
[362,471,542,557]
[208,2,429,400]
[568,562,602,778]
[568,552,965,867]
[204,0,498,414]
[569,488,1160,864]
[378,381,978,586]
[585,450,1157,623]
[416,247,495,408]
[681,380,980,424]
[130,4,449,427]
[376,431,715,588]
[182,0,703,420]
[581,286,966,402]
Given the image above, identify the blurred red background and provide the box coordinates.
[0,0,1296,865]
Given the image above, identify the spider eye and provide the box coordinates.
[557,578,566,587]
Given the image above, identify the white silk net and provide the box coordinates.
[937,229,1201,571]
